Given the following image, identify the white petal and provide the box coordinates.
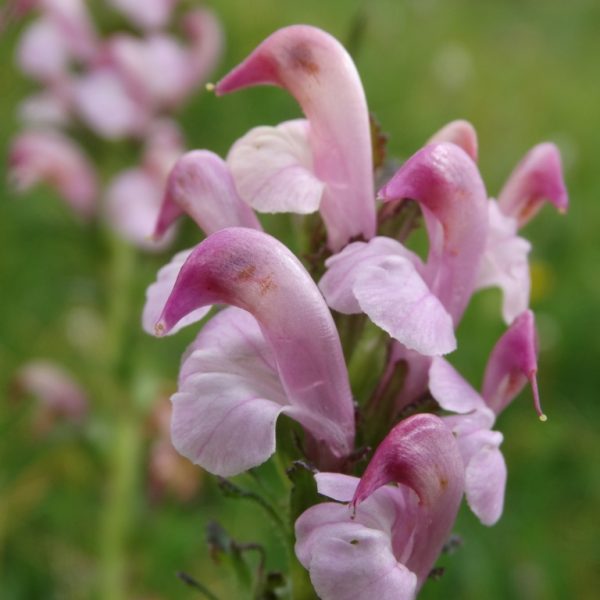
[227,119,325,214]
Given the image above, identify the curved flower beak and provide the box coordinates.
[482,309,544,418]
[378,142,488,323]
[215,25,375,251]
[153,150,261,239]
[498,142,569,227]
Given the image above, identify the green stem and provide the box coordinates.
[97,230,142,600]
[98,409,142,600]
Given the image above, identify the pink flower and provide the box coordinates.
[9,128,97,218]
[295,414,464,600]
[429,310,542,525]
[15,360,88,434]
[104,119,183,249]
[153,228,355,475]
[475,143,569,323]
[216,25,376,251]
[319,142,488,356]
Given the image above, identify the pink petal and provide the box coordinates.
[320,237,422,314]
[475,200,532,324]
[104,168,174,251]
[482,310,543,418]
[154,150,262,239]
[9,129,97,218]
[216,25,375,251]
[172,307,288,476]
[227,119,325,214]
[353,256,456,356]
[379,142,488,323]
[463,430,507,526]
[428,119,478,162]
[16,18,69,81]
[156,228,355,468]
[352,414,464,586]
[314,472,359,502]
[498,143,569,227]
[429,357,486,413]
[142,248,210,335]
[73,68,149,139]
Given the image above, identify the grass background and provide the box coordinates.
[1,0,599,598]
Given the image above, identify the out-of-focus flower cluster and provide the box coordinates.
[8,0,222,249]
[142,25,568,599]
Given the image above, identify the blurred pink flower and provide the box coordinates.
[15,360,88,434]
[9,128,97,218]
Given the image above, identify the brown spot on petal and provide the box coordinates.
[235,264,257,282]
[287,44,319,75]
[439,477,448,491]
[258,274,276,296]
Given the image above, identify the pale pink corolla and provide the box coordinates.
[475,143,568,322]
[154,228,355,473]
[429,310,542,525]
[104,120,183,249]
[295,414,464,600]
[379,142,488,324]
[320,142,488,357]
[216,25,376,251]
[153,150,262,239]
[9,128,97,218]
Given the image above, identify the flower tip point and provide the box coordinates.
[205,82,215,92]
[154,321,166,337]
[539,413,548,423]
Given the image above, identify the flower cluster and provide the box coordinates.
[144,25,567,599]
[8,0,222,249]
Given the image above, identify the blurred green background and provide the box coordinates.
[1,0,599,598]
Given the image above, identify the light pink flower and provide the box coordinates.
[9,128,97,218]
[216,25,376,251]
[104,120,183,249]
[153,150,261,239]
[475,143,568,322]
[295,414,464,600]
[154,228,355,474]
[15,360,88,434]
[429,310,542,525]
